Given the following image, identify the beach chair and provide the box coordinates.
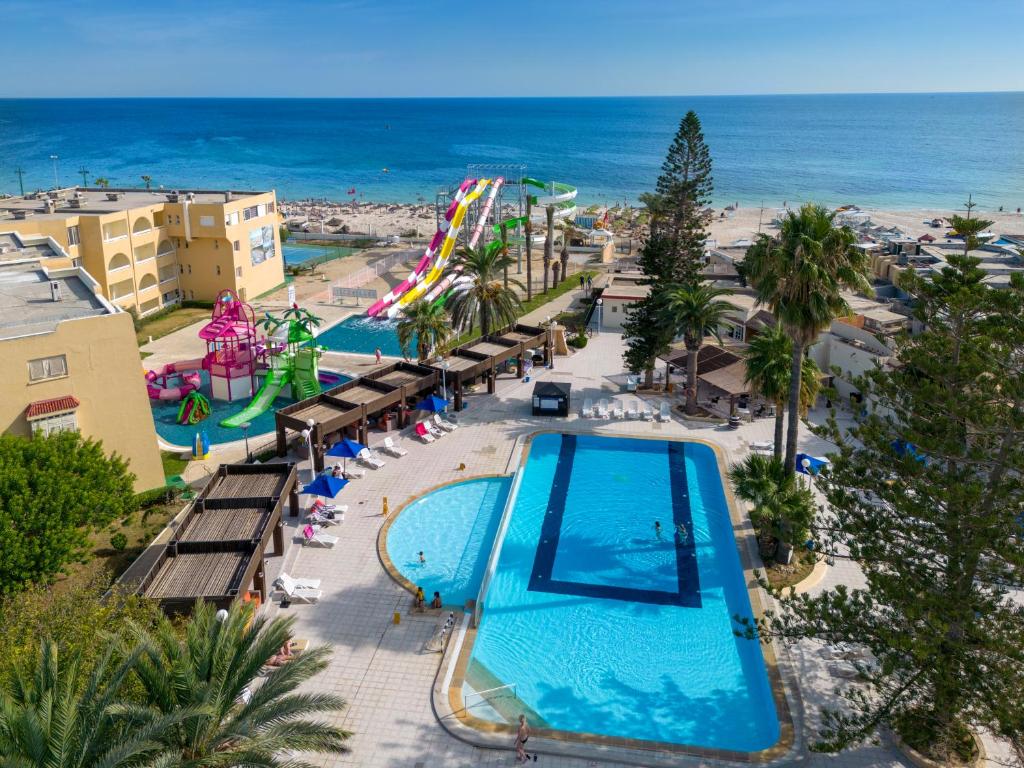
[596,398,610,418]
[306,508,344,526]
[424,419,445,438]
[433,413,457,432]
[750,440,773,453]
[658,402,672,422]
[627,401,640,419]
[380,437,408,457]
[581,397,594,417]
[612,400,625,419]
[642,403,655,421]
[414,422,436,444]
[273,573,322,603]
[302,524,338,548]
[309,498,342,514]
[357,448,386,470]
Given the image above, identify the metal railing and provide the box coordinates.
[464,682,518,710]
[333,249,415,291]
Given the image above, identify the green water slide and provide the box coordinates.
[219,368,289,428]
[521,177,578,220]
[293,347,322,401]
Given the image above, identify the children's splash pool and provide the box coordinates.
[315,315,411,358]
[460,433,781,753]
[149,369,349,449]
[385,477,512,608]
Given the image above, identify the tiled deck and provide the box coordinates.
[261,332,912,768]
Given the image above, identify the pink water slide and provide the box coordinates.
[145,358,205,401]
[366,178,476,317]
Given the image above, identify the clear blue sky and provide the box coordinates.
[3,0,1023,97]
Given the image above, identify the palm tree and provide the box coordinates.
[397,299,451,360]
[744,325,824,458]
[729,453,815,559]
[95,177,110,189]
[128,600,349,768]
[0,639,183,768]
[140,175,153,190]
[448,244,523,338]
[559,221,582,286]
[664,284,735,415]
[743,204,871,473]
[543,206,555,293]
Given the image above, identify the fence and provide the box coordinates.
[333,249,417,291]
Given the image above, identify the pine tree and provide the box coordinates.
[622,235,677,387]
[639,110,714,286]
[741,257,1024,762]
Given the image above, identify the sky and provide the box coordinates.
[2,0,1023,98]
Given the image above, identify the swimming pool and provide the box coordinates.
[385,477,512,608]
[149,369,349,449]
[464,433,781,753]
[315,315,411,358]
[282,243,357,265]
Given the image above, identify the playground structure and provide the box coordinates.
[366,169,580,321]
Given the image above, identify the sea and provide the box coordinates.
[1,93,1022,210]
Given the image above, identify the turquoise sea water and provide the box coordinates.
[386,477,512,608]
[467,433,779,751]
[315,316,409,357]
[2,95,1021,209]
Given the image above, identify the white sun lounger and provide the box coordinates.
[423,420,445,438]
[750,440,774,453]
[414,422,436,443]
[274,572,321,592]
[357,448,386,470]
[627,401,640,419]
[596,398,610,418]
[306,508,345,526]
[302,524,338,548]
[433,413,457,432]
[642,403,655,420]
[612,400,625,419]
[380,437,408,457]
[581,397,594,417]
[659,402,672,422]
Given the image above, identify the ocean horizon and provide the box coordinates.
[2,93,1022,210]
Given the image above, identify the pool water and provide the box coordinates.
[148,369,349,449]
[467,433,780,752]
[386,477,511,608]
[315,315,411,358]
[282,243,357,265]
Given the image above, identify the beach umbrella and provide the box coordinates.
[301,474,348,498]
[326,437,365,473]
[414,394,449,413]
[795,453,830,476]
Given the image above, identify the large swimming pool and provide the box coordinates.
[315,315,411,358]
[465,433,780,752]
[385,477,512,608]
[282,243,357,265]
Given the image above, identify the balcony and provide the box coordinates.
[133,242,156,263]
[107,252,131,274]
[156,238,175,258]
[102,221,129,243]
[137,274,159,295]
[109,277,136,302]
[132,215,153,236]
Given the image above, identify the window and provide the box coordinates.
[225,212,239,226]
[235,267,242,277]
[66,225,81,246]
[179,264,184,274]
[727,324,744,341]
[216,265,221,276]
[28,355,68,382]
[187,264,192,274]
[199,215,215,227]
[233,240,240,251]
[214,240,219,249]
[611,305,618,313]
[31,411,78,437]
[267,201,275,213]
[243,205,257,221]
[175,215,181,224]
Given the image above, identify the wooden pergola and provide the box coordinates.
[125,462,299,615]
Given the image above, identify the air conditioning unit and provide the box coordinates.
[43,199,57,214]
[185,192,196,202]
[166,191,180,202]
[50,281,63,302]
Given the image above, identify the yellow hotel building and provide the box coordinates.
[0,186,284,314]
[0,232,164,491]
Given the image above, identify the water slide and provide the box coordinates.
[523,177,578,221]
[366,179,476,318]
[219,367,288,428]
[145,358,206,401]
[390,178,491,316]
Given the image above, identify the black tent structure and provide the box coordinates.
[532,380,571,417]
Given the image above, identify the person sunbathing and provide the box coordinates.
[266,639,293,667]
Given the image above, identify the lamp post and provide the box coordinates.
[241,422,251,463]
[546,315,554,370]
[595,298,603,336]
[49,155,59,189]
[436,357,450,409]
[300,417,317,481]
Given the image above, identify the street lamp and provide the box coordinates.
[546,315,554,370]
[241,422,251,463]
[49,155,59,189]
[595,298,603,336]
[300,417,317,482]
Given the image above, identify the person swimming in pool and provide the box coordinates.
[676,522,689,544]
[654,520,662,540]
[431,591,442,609]
[418,551,426,564]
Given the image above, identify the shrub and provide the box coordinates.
[135,486,173,508]
[568,334,588,349]
[110,532,128,551]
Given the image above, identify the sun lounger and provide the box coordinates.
[433,413,457,432]
[380,437,408,457]
[627,401,640,419]
[357,448,386,469]
[309,499,341,514]
[612,400,624,419]
[424,420,445,438]
[306,508,344,526]
[642,403,655,420]
[658,402,671,422]
[581,397,594,417]
[302,524,338,548]
[750,440,774,453]
[625,375,638,392]
[596,398,610,418]
[414,422,436,443]
[273,573,322,603]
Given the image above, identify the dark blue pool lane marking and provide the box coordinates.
[528,435,701,608]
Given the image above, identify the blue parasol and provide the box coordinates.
[301,474,348,498]
[326,437,365,473]
[415,394,449,413]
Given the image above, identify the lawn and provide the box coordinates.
[136,306,210,346]
[161,450,189,478]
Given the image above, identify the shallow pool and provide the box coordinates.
[282,243,357,265]
[315,315,411,358]
[466,433,780,752]
[149,369,349,449]
[386,477,511,608]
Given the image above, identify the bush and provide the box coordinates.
[180,300,215,310]
[279,225,290,242]
[568,334,588,349]
[135,486,173,508]
[110,532,128,551]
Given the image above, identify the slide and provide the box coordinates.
[219,368,289,428]
[390,177,491,315]
[366,179,476,318]
[522,177,577,222]
[145,357,206,401]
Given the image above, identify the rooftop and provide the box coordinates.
[0,231,61,262]
[0,261,112,341]
[0,187,272,222]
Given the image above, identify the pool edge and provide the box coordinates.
[434,429,800,764]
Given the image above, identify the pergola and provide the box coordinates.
[125,462,299,615]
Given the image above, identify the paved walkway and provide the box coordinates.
[256,333,918,768]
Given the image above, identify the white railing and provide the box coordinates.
[333,249,413,291]
[473,463,525,627]
[464,682,518,711]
